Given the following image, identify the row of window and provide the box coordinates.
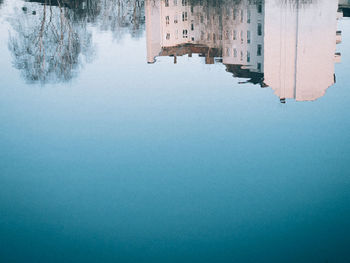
[225,49,251,62]
[164,0,263,15]
[224,48,263,71]
[223,30,253,43]
[165,11,261,25]
[164,0,187,7]
[164,15,263,38]
[224,45,263,59]
[225,4,263,20]
[166,29,188,40]
[165,12,188,24]
[166,28,263,44]
[165,26,262,44]
[164,3,263,24]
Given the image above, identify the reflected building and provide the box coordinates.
[146,0,343,102]
[146,0,264,74]
[339,0,350,17]
[264,0,340,101]
[145,0,223,64]
[222,0,264,83]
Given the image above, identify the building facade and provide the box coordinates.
[146,0,343,102]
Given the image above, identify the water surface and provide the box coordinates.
[0,0,350,262]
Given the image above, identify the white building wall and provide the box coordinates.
[264,0,339,101]
[222,1,264,73]
[146,0,162,63]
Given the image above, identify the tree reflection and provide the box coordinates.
[8,1,93,83]
[8,0,146,84]
[98,0,145,40]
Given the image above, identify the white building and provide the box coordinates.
[146,0,264,74]
[146,0,223,64]
[264,0,340,101]
[222,1,264,75]
[146,0,342,102]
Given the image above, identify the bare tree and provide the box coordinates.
[7,0,146,83]
[8,0,94,83]
[98,0,145,40]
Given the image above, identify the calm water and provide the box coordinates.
[0,0,350,262]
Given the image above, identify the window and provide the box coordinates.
[247,10,251,23]
[257,44,262,56]
[191,23,194,31]
[225,30,229,40]
[174,14,178,24]
[225,8,230,19]
[165,0,169,7]
[257,23,262,36]
[257,63,262,72]
[247,31,251,44]
[258,4,262,14]
[233,48,237,58]
[182,12,188,21]
[166,16,170,25]
[183,29,188,38]
[233,30,237,40]
[240,30,243,44]
[173,0,177,6]
[182,0,187,6]
[247,51,250,62]
[166,33,170,40]
[240,51,243,61]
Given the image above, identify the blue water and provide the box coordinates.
[0,1,350,262]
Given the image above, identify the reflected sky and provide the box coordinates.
[0,1,350,263]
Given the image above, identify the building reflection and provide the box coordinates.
[339,0,350,17]
[5,0,345,95]
[146,0,343,102]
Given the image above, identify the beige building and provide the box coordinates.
[146,0,223,64]
[146,0,264,78]
[222,1,264,75]
[264,0,341,102]
[146,0,343,102]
